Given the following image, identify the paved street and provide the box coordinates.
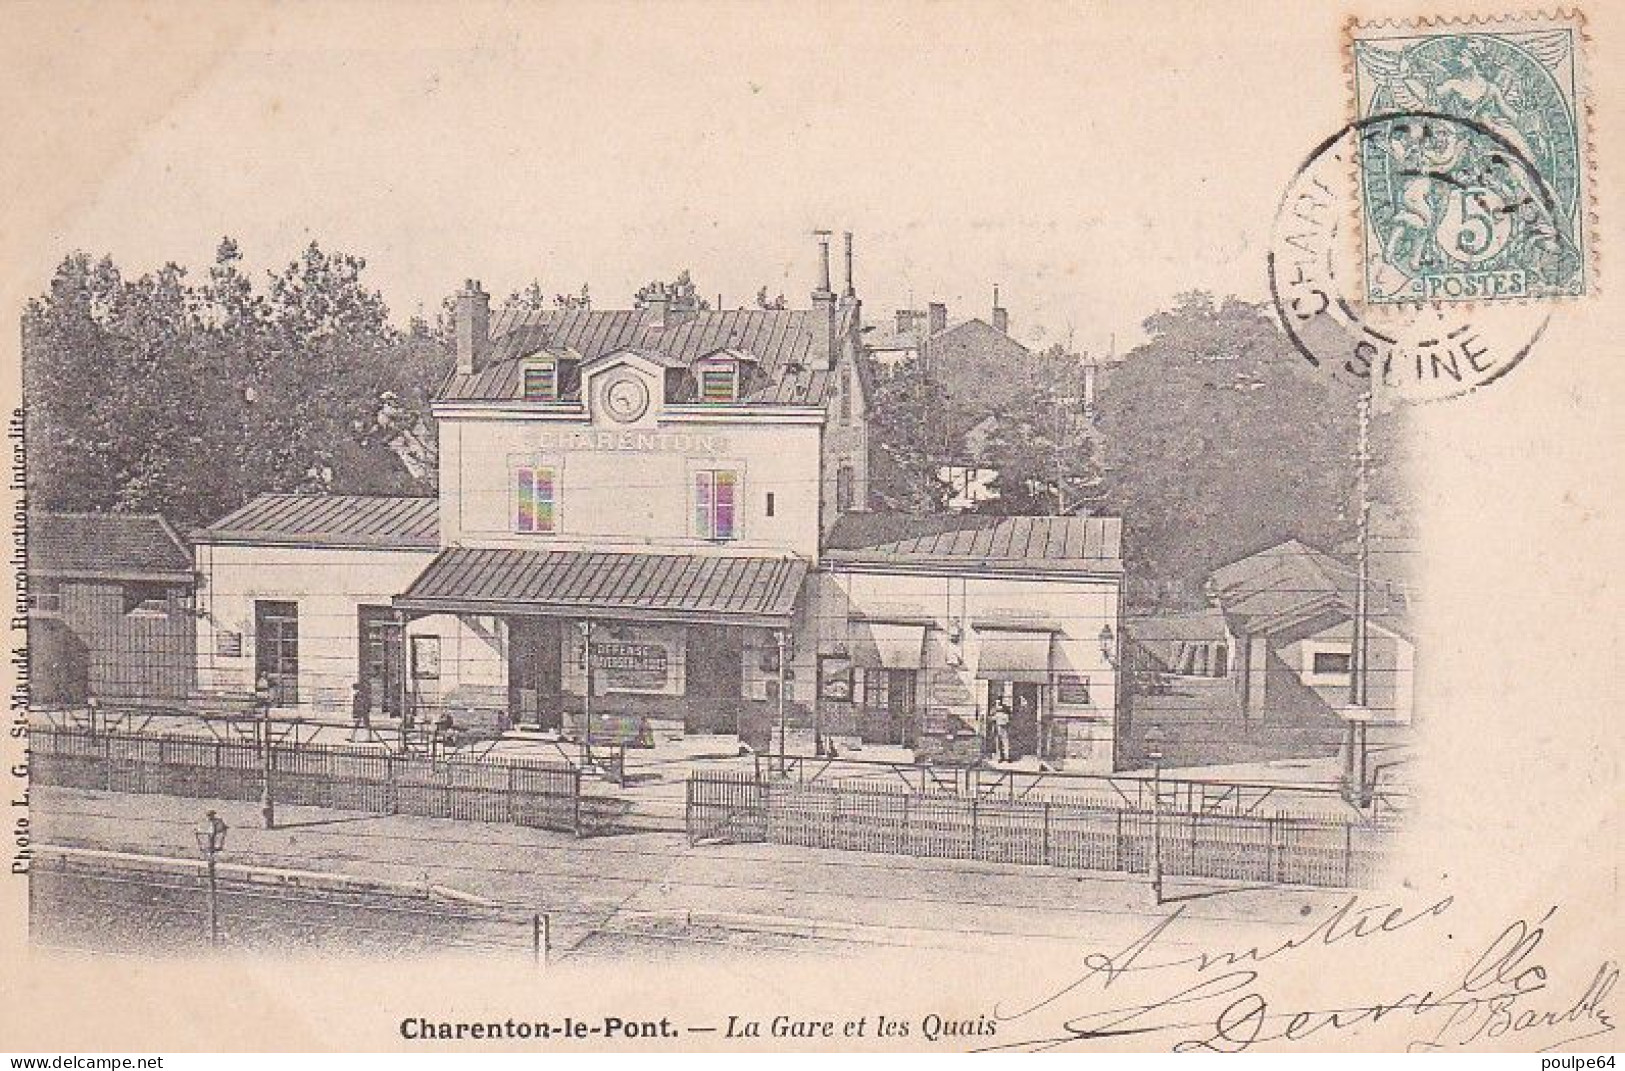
[33,785,1359,962]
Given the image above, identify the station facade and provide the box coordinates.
[192,237,1126,771]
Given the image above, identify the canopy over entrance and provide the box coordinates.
[849,621,927,670]
[395,547,807,628]
[974,628,1055,682]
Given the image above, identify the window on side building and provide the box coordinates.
[123,581,175,616]
[29,578,63,614]
[694,469,739,540]
[836,464,855,512]
[1312,651,1352,675]
[514,465,558,533]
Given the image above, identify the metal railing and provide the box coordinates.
[751,751,1389,820]
[30,724,604,836]
[689,770,1398,889]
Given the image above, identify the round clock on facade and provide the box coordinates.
[602,374,650,423]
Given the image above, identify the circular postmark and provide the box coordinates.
[1269,111,1560,404]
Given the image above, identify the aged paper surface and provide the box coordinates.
[0,0,1620,1055]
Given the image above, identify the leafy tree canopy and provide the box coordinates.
[1094,291,1405,609]
[862,355,955,512]
[23,239,447,529]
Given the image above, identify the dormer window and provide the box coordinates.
[522,360,558,402]
[698,361,738,404]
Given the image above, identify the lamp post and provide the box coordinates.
[775,629,789,774]
[577,619,595,764]
[254,674,275,830]
[1144,723,1166,905]
[193,810,229,947]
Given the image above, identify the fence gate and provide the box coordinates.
[686,770,764,844]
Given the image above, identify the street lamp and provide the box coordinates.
[254,675,275,830]
[1098,623,1116,666]
[1144,723,1166,905]
[193,810,229,947]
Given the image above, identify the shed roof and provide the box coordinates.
[195,494,439,549]
[823,512,1122,575]
[1209,539,1412,639]
[29,512,193,580]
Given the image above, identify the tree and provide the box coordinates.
[1092,291,1402,609]
[975,346,1103,516]
[863,355,955,511]
[22,240,446,529]
[755,286,787,310]
[634,269,710,311]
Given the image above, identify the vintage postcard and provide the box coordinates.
[0,0,1619,1059]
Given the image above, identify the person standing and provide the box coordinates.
[351,680,372,729]
[992,697,1012,763]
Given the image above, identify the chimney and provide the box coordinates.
[927,301,947,335]
[810,230,836,369]
[642,283,670,329]
[841,231,856,300]
[991,285,1009,335]
[454,279,491,375]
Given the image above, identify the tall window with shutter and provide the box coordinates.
[694,469,739,540]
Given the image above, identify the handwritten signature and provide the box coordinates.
[980,896,1617,1053]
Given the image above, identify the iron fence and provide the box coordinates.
[688,772,1396,888]
[31,724,595,835]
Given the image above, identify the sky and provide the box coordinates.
[18,1,1348,354]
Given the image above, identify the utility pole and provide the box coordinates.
[1345,389,1373,805]
[1145,724,1166,905]
[1053,391,1069,517]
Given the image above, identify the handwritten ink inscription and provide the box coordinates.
[984,896,1617,1053]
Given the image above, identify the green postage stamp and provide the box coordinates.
[1349,12,1592,303]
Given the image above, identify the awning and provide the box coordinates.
[395,547,807,628]
[975,629,1054,682]
[850,622,926,670]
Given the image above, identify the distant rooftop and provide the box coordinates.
[823,512,1122,574]
[29,512,193,580]
[195,494,439,550]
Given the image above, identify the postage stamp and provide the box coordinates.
[1349,12,1592,304]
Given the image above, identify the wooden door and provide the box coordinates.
[1010,682,1041,758]
[685,625,742,733]
[357,606,404,718]
[508,618,562,730]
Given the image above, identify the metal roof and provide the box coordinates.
[195,494,439,549]
[822,513,1123,574]
[396,547,808,626]
[1209,539,1412,639]
[29,512,193,580]
[437,306,851,407]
